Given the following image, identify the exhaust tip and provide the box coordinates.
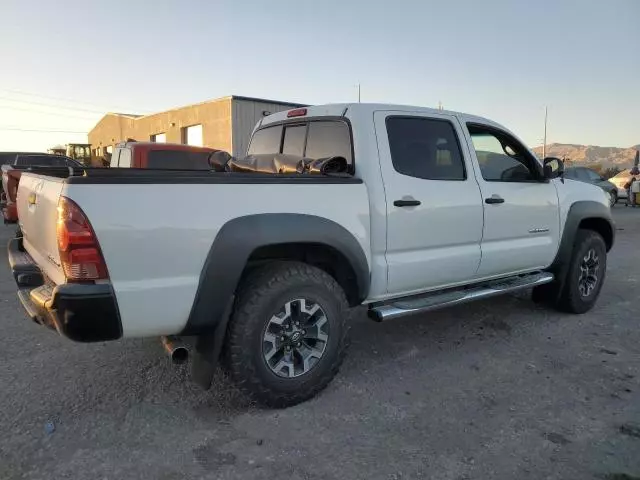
[161,336,189,364]
[171,346,189,364]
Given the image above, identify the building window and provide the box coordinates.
[181,124,203,146]
[151,133,166,143]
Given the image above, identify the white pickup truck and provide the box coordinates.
[8,103,614,407]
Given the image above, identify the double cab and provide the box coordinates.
[9,103,614,407]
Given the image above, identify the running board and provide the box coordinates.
[368,272,554,322]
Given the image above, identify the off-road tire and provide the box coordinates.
[225,261,351,408]
[556,229,607,313]
[534,229,607,313]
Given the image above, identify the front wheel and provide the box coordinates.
[556,229,607,313]
[225,262,351,408]
[532,229,607,313]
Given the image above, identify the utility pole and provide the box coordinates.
[357,83,361,103]
[438,100,443,111]
[542,106,548,159]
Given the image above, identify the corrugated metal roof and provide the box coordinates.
[106,96,307,121]
[110,112,143,118]
[229,95,307,108]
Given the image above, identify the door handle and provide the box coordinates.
[485,195,504,204]
[394,199,421,207]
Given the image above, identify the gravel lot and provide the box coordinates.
[1,207,639,480]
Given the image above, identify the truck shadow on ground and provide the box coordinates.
[116,290,547,416]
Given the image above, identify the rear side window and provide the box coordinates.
[50,156,80,167]
[147,150,211,170]
[282,125,307,156]
[386,117,466,180]
[564,168,578,180]
[247,125,283,155]
[15,155,70,166]
[584,169,602,181]
[305,122,352,163]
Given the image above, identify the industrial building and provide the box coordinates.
[88,95,306,160]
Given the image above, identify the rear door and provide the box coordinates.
[463,123,560,277]
[374,111,484,296]
[17,174,66,285]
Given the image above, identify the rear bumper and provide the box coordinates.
[2,203,18,223]
[8,237,122,342]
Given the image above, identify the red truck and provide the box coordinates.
[2,154,81,223]
[109,141,216,169]
[2,143,217,224]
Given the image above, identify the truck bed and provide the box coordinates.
[16,168,369,337]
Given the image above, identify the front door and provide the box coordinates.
[374,111,484,297]
[463,124,560,278]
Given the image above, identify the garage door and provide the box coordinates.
[183,125,203,147]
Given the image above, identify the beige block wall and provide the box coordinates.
[89,97,233,154]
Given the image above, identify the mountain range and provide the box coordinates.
[531,143,640,168]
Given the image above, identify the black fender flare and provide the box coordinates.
[547,201,615,295]
[182,213,370,336]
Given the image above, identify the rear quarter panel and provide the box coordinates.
[63,181,371,337]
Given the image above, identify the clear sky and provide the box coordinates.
[0,0,638,152]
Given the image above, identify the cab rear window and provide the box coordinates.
[247,120,353,165]
[247,125,283,156]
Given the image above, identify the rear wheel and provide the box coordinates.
[225,262,350,408]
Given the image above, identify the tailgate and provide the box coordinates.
[17,173,66,285]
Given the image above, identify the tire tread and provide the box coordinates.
[225,261,350,408]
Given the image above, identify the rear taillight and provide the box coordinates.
[57,197,108,281]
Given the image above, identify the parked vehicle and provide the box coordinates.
[65,143,92,166]
[0,150,40,198]
[0,151,42,166]
[609,169,638,200]
[110,141,216,169]
[8,103,615,407]
[564,166,618,206]
[1,154,81,223]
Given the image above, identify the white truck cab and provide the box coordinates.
[9,103,614,407]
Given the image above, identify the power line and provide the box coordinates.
[0,104,100,120]
[0,95,108,114]
[0,126,88,134]
[0,88,152,114]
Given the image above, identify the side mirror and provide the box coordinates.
[543,157,564,181]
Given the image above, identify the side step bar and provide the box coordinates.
[368,271,554,322]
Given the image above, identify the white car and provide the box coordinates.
[9,103,615,407]
[609,169,638,199]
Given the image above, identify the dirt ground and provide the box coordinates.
[1,207,638,480]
